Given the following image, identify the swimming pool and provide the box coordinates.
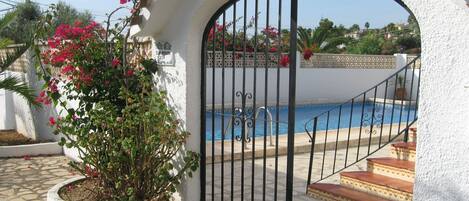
[205,102,417,141]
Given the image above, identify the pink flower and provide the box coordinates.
[49,117,56,126]
[35,96,43,104]
[125,69,134,77]
[39,90,46,97]
[47,38,60,49]
[280,55,289,67]
[61,65,75,75]
[43,98,51,106]
[120,0,129,4]
[269,47,278,53]
[112,58,121,68]
[48,80,59,93]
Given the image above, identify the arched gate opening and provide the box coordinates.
[200,0,420,200]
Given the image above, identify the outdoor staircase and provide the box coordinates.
[307,128,418,201]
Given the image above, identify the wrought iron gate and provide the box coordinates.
[201,0,298,200]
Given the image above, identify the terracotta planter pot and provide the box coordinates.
[395,88,407,100]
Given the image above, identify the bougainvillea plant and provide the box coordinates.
[207,18,291,68]
[32,1,198,200]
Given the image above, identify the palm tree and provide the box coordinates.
[0,12,37,106]
[297,27,348,55]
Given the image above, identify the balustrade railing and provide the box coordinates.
[207,51,420,69]
[304,55,421,186]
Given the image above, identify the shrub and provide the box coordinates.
[33,1,198,200]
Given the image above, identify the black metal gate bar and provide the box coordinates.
[201,1,297,200]
[230,2,237,200]
[200,24,207,201]
[240,1,248,200]
[274,1,282,200]
[251,0,259,200]
[262,1,270,200]
[286,0,298,200]
[220,11,226,201]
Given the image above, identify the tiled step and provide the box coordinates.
[367,157,415,182]
[340,171,413,201]
[390,142,416,162]
[307,183,391,201]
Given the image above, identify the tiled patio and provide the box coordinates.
[0,156,77,201]
[206,144,390,200]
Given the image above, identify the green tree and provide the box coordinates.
[347,33,383,55]
[407,15,420,36]
[0,12,36,105]
[0,0,41,44]
[396,35,420,50]
[349,24,360,32]
[297,27,347,54]
[52,1,93,28]
[365,22,370,29]
[297,19,348,54]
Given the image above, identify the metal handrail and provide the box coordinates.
[304,55,421,187]
[247,107,274,146]
[304,55,421,131]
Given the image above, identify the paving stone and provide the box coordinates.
[0,156,77,200]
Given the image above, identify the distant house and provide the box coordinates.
[344,30,362,40]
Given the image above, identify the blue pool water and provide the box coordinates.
[205,102,416,141]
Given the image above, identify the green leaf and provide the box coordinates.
[0,76,39,107]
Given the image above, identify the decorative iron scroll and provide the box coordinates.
[362,108,384,136]
[233,91,253,143]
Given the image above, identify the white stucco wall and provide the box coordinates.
[206,59,420,107]
[136,0,230,200]
[0,51,58,141]
[136,0,469,200]
[0,71,38,140]
[402,0,469,200]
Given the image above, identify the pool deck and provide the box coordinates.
[206,123,410,164]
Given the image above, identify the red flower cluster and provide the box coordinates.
[208,22,226,41]
[41,21,104,93]
[269,47,278,53]
[35,90,51,105]
[280,55,289,67]
[262,26,279,39]
[49,117,56,126]
[303,48,314,60]
[112,58,121,68]
[43,21,100,66]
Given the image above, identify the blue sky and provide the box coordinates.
[1,0,410,29]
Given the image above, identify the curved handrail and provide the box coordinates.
[247,107,274,146]
[305,55,421,186]
[304,55,421,139]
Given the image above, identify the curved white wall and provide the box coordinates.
[402,0,469,200]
